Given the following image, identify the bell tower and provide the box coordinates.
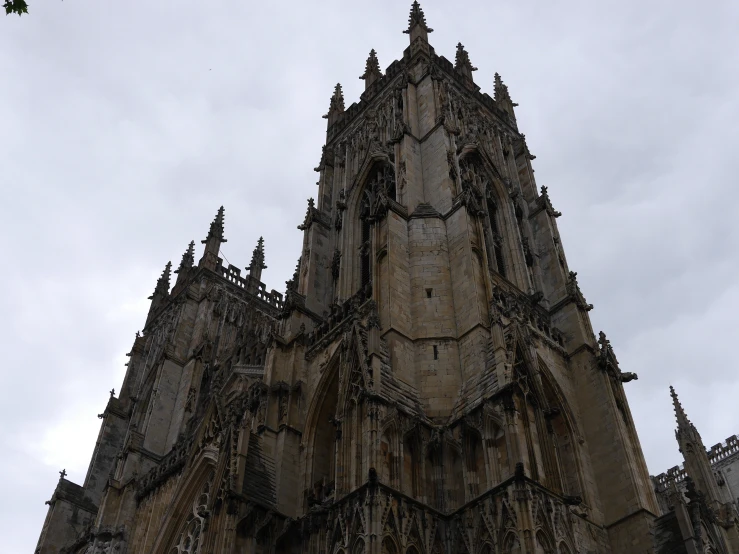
[268,3,661,553]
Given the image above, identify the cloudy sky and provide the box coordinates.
[2,1,738,552]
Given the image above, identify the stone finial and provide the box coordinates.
[403,1,433,42]
[59,469,67,480]
[494,72,519,120]
[323,83,345,126]
[149,261,172,299]
[454,43,477,80]
[670,386,697,437]
[202,206,226,245]
[247,236,267,281]
[175,241,195,275]
[360,49,383,89]
[494,73,511,102]
[199,207,227,271]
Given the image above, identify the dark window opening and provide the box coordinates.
[426,288,433,298]
[433,345,438,360]
[360,210,371,289]
[487,197,506,277]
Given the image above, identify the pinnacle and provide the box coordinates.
[494,72,511,102]
[331,83,345,112]
[176,241,195,274]
[247,236,267,272]
[670,386,694,432]
[202,206,227,244]
[151,261,172,297]
[455,43,477,72]
[360,49,383,81]
[404,1,433,34]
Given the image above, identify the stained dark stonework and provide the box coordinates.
[34,4,739,553]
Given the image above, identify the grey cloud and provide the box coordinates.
[2,1,738,552]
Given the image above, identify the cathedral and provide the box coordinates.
[34,3,739,553]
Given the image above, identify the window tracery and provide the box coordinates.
[169,472,214,554]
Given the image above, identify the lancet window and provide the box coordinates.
[357,161,396,293]
[460,153,507,277]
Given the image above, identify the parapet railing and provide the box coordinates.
[217,262,284,310]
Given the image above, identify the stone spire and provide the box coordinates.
[359,49,383,90]
[247,236,267,282]
[494,72,518,122]
[323,83,345,127]
[174,240,195,287]
[199,206,227,272]
[454,43,477,80]
[146,261,171,327]
[403,1,433,43]
[670,386,696,440]
[670,386,723,505]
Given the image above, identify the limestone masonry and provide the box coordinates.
[34,3,739,553]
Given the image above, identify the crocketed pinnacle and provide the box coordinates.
[247,236,267,272]
[670,386,695,435]
[403,1,433,34]
[202,206,227,244]
[151,261,172,297]
[176,241,195,274]
[329,83,345,113]
[360,49,383,81]
[455,43,477,72]
[494,72,511,102]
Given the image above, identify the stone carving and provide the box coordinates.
[566,271,593,312]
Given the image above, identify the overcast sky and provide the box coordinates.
[2,1,739,552]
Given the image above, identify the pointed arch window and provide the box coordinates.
[357,162,395,294]
[460,152,507,277]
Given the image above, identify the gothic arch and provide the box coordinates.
[536,359,585,498]
[557,541,572,554]
[149,455,218,554]
[382,535,399,554]
[302,350,342,498]
[457,147,528,288]
[502,531,522,554]
[346,157,397,295]
[535,530,555,554]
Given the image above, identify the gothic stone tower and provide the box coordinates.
[36,4,663,554]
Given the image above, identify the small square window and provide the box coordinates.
[426,288,433,298]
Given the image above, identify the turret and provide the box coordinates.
[146,261,171,327]
[670,386,723,505]
[199,206,226,272]
[403,1,433,43]
[323,84,345,128]
[359,49,383,90]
